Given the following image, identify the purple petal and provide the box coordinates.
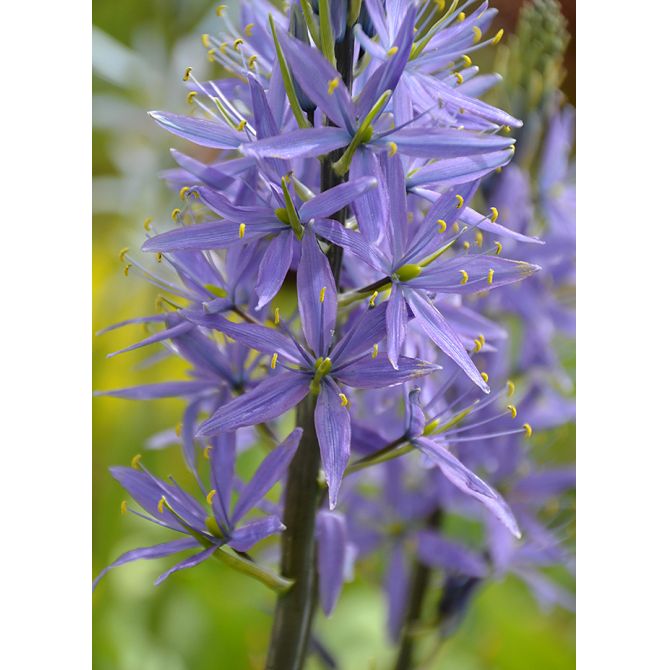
[316,510,348,616]
[154,543,220,585]
[106,321,193,358]
[380,152,409,263]
[299,177,378,222]
[149,111,243,149]
[198,373,311,436]
[232,428,303,524]
[404,290,489,393]
[386,285,408,369]
[414,437,521,538]
[93,538,200,590]
[191,185,276,222]
[350,148,388,243]
[329,302,389,364]
[384,128,514,159]
[256,231,294,309]
[243,127,350,160]
[416,530,488,577]
[98,381,213,400]
[311,218,387,272]
[210,431,237,527]
[297,228,337,356]
[386,541,410,641]
[229,516,286,551]
[276,31,355,132]
[460,206,544,245]
[315,383,351,510]
[335,355,439,389]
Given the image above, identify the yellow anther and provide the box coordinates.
[131,454,142,469]
[388,141,398,156]
[123,264,132,276]
[171,208,181,221]
[509,144,516,154]
[238,223,246,238]
[204,445,213,460]
[455,194,464,208]
[207,48,217,62]
[459,270,469,285]
[219,42,228,52]
[179,186,190,201]
[156,252,163,263]
[435,0,445,10]
[462,54,472,67]
[437,219,447,233]
[320,286,326,303]
[496,167,503,173]
[523,423,533,438]
[157,496,167,514]
[183,66,192,81]
[473,26,482,43]
[216,4,226,16]
[327,78,340,95]
[452,222,460,233]
[475,230,484,247]
[487,268,494,284]
[481,372,489,383]
[454,72,464,85]
[463,241,471,250]
[494,241,503,255]
[206,489,217,505]
[236,119,247,132]
[202,33,211,48]
[369,291,379,308]
[274,307,280,325]
[372,343,379,359]
[175,423,182,437]
[338,393,349,407]
[244,23,254,37]
[187,91,198,105]
[233,38,244,51]
[119,247,129,262]
[503,125,512,133]
[143,217,153,231]
[490,207,499,223]
[457,11,466,21]
[507,404,518,419]
[492,28,504,45]
[472,338,482,353]
[247,55,258,69]
[507,380,515,397]
[387,46,399,56]
[120,500,128,515]
[271,352,278,369]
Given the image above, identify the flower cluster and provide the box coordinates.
[94,0,575,666]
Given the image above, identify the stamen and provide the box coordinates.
[238,223,246,238]
[387,141,398,156]
[271,352,278,369]
[463,241,471,250]
[369,291,379,308]
[202,34,211,48]
[452,222,460,233]
[157,496,167,514]
[206,489,217,505]
[244,23,254,37]
[481,372,489,383]
[437,219,447,233]
[472,338,482,353]
[459,270,469,284]
[216,4,226,16]
[120,500,128,515]
[327,78,339,95]
[175,423,182,437]
[171,208,181,221]
[457,11,465,21]
[233,38,244,51]
[455,194,464,208]
[183,66,192,81]
[247,55,258,70]
[236,119,247,131]
[204,445,213,460]
[338,393,349,407]
[187,91,197,104]
[372,343,379,359]
[119,247,129,262]
[507,380,515,397]
[487,268,494,284]
[473,26,482,43]
[131,454,142,469]
[423,418,441,435]
[179,186,190,201]
[462,54,472,66]
[492,28,504,45]
[454,72,464,85]
[143,217,152,231]
[506,404,518,419]
[475,230,484,247]
[523,423,533,438]
[494,241,503,255]
[320,286,326,303]
[387,46,398,56]
[274,307,280,325]
[123,264,131,276]
[490,207,499,222]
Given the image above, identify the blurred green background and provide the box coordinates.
[92,2,575,668]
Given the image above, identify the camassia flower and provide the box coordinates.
[317,153,539,390]
[192,230,440,508]
[93,429,303,591]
